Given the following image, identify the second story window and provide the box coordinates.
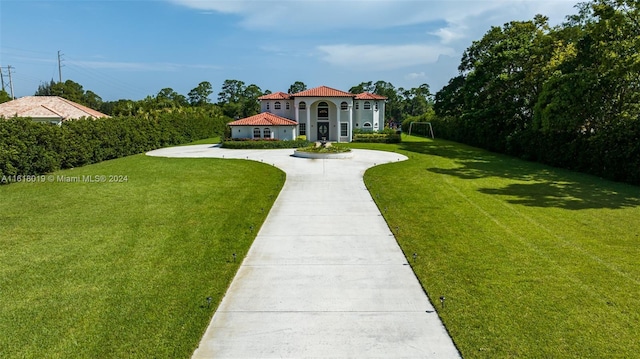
[364,101,371,110]
[275,102,281,109]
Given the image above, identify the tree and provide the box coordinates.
[0,89,11,104]
[188,81,213,106]
[349,81,374,94]
[242,84,263,117]
[218,79,246,104]
[287,81,307,94]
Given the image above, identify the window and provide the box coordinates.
[374,102,379,111]
[355,102,359,110]
[363,122,372,132]
[364,101,371,110]
[266,103,270,110]
[299,123,306,135]
[263,128,271,138]
[341,122,348,137]
[299,101,306,110]
[286,102,290,110]
[340,101,348,111]
[253,128,261,138]
[274,102,281,110]
[318,102,329,118]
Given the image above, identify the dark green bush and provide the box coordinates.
[221,139,310,149]
[352,133,401,143]
[1,108,226,184]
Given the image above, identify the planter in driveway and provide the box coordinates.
[293,150,353,159]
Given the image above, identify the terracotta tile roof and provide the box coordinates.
[258,92,291,100]
[355,92,387,100]
[292,86,354,97]
[228,112,298,126]
[0,96,109,121]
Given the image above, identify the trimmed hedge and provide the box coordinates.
[221,139,310,149]
[352,133,401,143]
[1,109,226,184]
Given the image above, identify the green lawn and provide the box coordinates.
[358,136,640,358]
[2,136,638,358]
[0,152,284,358]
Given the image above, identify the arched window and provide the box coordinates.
[286,102,290,110]
[363,122,372,132]
[318,102,329,118]
[263,128,271,138]
[253,128,261,138]
[299,101,306,110]
[340,101,348,111]
[274,102,281,109]
[364,101,371,110]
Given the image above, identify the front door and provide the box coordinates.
[317,121,329,141]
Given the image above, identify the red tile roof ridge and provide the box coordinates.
[355,92,388,100]
[228,112,297,126]
[292,85,355,97]
[258,92,292,100]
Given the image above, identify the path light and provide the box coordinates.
[232,253,236,262]
[395,226,399,233]
[412,253,417,262]
[206,296,212,308]
[250,225,254,232]
[440,296,446,308]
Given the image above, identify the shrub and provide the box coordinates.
[352,133,401,143]
[220,139,310,149]
[0,108,227,184]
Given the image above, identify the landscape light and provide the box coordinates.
[206,296,212,308]
[413,253,417,262]
[440,296,446,308]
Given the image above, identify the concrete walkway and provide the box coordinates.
[147,145,460,358]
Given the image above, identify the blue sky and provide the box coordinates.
[1,0,580,101]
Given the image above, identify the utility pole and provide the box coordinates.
[0,67,4,91]
[57,50,64,83]
[8,65,15,99]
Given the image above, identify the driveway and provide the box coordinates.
[147,145,460,358]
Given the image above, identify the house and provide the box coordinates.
[228,86,386,142]
[0,96,109,125]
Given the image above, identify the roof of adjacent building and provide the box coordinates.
[228,112,298,126]
[0,96,109,121]
[258,92,292,100]
[355,92,388,100]
[291,86,355,98]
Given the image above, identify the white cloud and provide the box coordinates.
[405,72,427,80]
[317,44,455,70]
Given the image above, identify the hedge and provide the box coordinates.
[220,138,310,149]
[352,133,401,143]
[1,109,227,184]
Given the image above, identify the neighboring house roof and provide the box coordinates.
[258,92,292,100]
[292,86,355,97]
[228,112,298,126]
[0,96,109,121]
[355,92,388,100]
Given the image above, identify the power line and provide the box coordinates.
[0,65,15,98]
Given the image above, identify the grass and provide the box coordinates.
[3,135,639,358]
[0,151,284,358]
[355,136,640,358]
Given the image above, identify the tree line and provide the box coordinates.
[29,78,434,125]
[431,0,639,185]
